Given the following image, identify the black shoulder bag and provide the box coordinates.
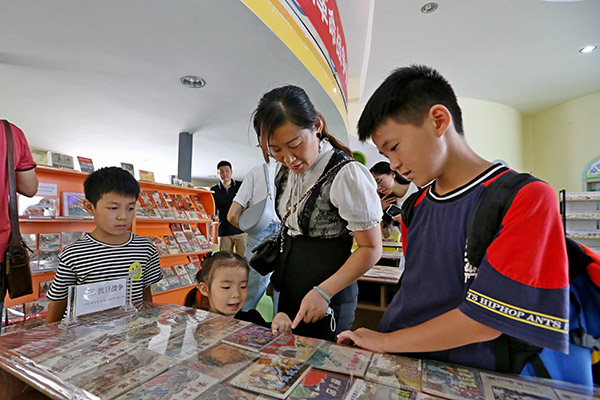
[2,120,34,298]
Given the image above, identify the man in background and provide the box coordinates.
[210,160,246,256]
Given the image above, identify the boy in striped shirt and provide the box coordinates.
[46,167,162,323]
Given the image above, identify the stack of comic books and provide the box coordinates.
[421,359,485,400]
[150,191,176,219]
[221,325,282,352]
[182,223,203,251]
[163,235,182,255]
[149,236,169,256]
[170,223,194,253]
[138,190,161,219]
[306,341,373,377]
[189,194,210,219]
[365,353,422,391]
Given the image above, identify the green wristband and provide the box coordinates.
[313,286,331,304]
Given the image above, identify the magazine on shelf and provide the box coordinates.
[163,235,182,254]
[29,251,39,271]
[189,342,258,380]
[135,200,147,218]
[62,192,92,218]
[38,250,60,270]
[162,266,175,277]
[38,233,60,250]
[60,231,84,248]
[25,298,50,317]
[121,162,135,176]
[421,359,485,400]
[138,170,155,182]
[179,274,194,286]
[18,195,58,218]
[31,149,49,166]
[115,359,218,399]
[173,265,187,276]
[76,156,94,173]
[49,151,74,169]
[181,196,200,219]
[65,347,174,399]
[261,333,323,363]
[169,194,189,219]
[167,277,182,289]
[480,372,558,400]
[365,353,422,391]
[229,353,311,399]
[221,324,282,352]
[307,341,372,377]
[190,195,209,219]
[150,236,169,256]
[344,378,416,400]
[152,191,175,219]
[288,369,351,400]
[185,263,198,274]
[38,280,52,298]
[139,190,155,208]
[154,279,170,293]
[22,233,37,250]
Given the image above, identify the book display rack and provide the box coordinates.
[0,302,595,400]
[9,165,215,308]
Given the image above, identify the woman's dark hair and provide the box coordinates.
[252,85,351,162]
[369,161,410,185]
[184,251,248,310]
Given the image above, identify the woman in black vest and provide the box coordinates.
[252,85,382,341]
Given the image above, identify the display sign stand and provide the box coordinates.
[59,286,78,329]
[120,275,136,312]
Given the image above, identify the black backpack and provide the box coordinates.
[401,170,600,385]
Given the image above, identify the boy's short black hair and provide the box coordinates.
[358,64,464,141]
[217,160,232,169]
[84,166,140,206]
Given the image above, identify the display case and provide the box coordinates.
[7,165,215,308]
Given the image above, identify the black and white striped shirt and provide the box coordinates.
[47,233,162,302]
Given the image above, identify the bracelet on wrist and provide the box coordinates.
[313,286,331,304]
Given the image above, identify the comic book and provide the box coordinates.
[139,170,155,182]
[163,235,182,254]
[480,372,558,400]
[150,235,169,256]
[197,384,264,400]
[307,342,372,377]
[60,231,84,248]
[77,156,95,173]
[167,276,182,289]
[190,195,210,219]
[415,393,445,400]
[116,359,218,399]
[154,279,170,293]
[192,315,250,351]
[139,191,161,219]
[180,274,194,286]
[135,200,147,218]
[66,347,174,398]
[229,353,311,399]
[421,359,485,400]
[181,195,200,219]
[365,353,421,391]
[221,324,282,352]
[38,233,61,250]
[185,263,198,274]
[343,379,416,400]
[262,333,323,363]
[62,192,92,217]
[173,264,188,276]
[189,342,258,380]
[169,193,189,219]
[19,195,58,218]
[148,190,173,219]
[162,266,175,277]
[121,162,135,176]
[553,388,600,400]
[38,250,60,270]
[288,369,351,400]
[22,233,37,250]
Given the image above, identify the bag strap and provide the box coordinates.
[2,120,22,247]
[263,163,272,201]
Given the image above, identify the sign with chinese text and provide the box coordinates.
[288,0,348,100]
[74,278,127,317]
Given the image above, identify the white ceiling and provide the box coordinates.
[1,0,598,185]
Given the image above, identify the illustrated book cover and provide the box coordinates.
[192,316,250,352]
[49,151,74,169]
[116,359,218,399]
[22,233,37,250]
[162,266,175,277]
[60,231,84,248]
[480,372,558,400]
[190,195,210,219]
[262,333,323,363]
[189,342,258,380]
[421,359,485,400]
[163,235,182,254]
[18,195,57,218]
[288,369,351,400]
[77,156,95,173]
[221,324,282,352]
[307,341,372,377]
[343,378,416,400]
[62,192,92,217]
[38,233,60,250]
[365,353,422,391]
[139,169,155,182]
[31,149,49,166]
[121,162,135,176]
[228,353,311,399]
[150,236,169,256]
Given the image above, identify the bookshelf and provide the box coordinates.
[6,165,215,308]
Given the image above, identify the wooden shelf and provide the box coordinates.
[136,218,212,224]
[19,218,95,224]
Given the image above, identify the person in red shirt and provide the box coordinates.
[0,120,38,317]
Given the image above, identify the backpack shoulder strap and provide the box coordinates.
[399,185,430,229]
[466,170,540,267]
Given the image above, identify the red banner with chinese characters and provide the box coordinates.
[291,0,348,100]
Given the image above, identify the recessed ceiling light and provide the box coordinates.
[180,76,206,88]
[421,2,438,14]
[580,45,597,53]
